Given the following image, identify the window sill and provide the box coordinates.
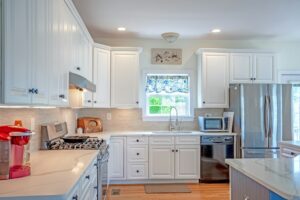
[142,116,195,122]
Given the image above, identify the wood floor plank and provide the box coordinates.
[107,183,229,200]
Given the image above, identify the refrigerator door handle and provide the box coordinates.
[268,96,272,138]
[264,96,270,139]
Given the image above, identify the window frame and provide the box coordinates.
[142,69,195,121]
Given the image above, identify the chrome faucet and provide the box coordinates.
[169,106,180,131]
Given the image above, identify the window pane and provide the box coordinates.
[293,85,300,141]
[145,74,190,117]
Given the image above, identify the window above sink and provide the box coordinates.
[142,70,195,122]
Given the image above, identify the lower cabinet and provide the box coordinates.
[175,145,200,179]
[109,135,200,182]
[108,137,126,180]
[149,145,175,179]
[230,168,286,200]
[67,157,98,200]
[149,136,200,180]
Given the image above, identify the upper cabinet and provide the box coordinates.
[93,46,111,108]
[197,49,277,108]
[230,53,276,84]
[1,0,93,106]
[197,52,229,108]
[111,48,142,108]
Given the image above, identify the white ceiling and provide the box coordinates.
[72,0,300,40]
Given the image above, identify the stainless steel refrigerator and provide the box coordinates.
[228,84,293,158]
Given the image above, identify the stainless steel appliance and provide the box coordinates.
[200,136,234,182]
[198,116,229,132]
[228,84,293,158]
[41,122,109,200]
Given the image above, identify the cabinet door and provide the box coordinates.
[230,168,270,200]
[93,48,111,108]
[111,51,139,108]
[31,0,49,105]
[200,53,229,108]
[175,145,200,179]
[253,54,276,83]
[108,137,126,180]
[149,145,175,179]
[4,0,33,104]
[230,53,253,83]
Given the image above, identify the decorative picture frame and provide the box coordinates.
[151,48,182,65]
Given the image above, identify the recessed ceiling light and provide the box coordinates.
[211,29,221,33]
[118,27,126,31]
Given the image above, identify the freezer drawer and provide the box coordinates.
[242,148,280,158]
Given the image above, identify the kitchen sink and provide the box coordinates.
[152,131,193,134]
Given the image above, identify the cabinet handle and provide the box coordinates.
[250,78,253,80]
[76,67,81,71]
[136,101,139,104]
[253,78,256,80]
[136,152,140,156]
[172,149,175,152]
[243,196,250,200]
[291,152,296,156]
[87,100,92,103]
[136,139,139,142]
[136,170,139,173]
[203,101,205,104]
[72,195,78,200]
[59,94,65,99]
[175,149,178,152]
[85,175,90,180]
[34,89,39,94]
[94,186,98,190]
[28,88,34,94]
[94,101,97,104]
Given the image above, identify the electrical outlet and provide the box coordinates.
[106,113,112,121]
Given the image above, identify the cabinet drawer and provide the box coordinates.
[127,146,148,162]
[127,136,149,145]
[81,161,95,194]
[175,136,200,145]
[150,136,174,145]
[127,163,148,179]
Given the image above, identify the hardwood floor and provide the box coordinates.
[107,183,230,200]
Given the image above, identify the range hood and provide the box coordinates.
[69,72,96,92]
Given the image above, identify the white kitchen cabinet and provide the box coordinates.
[175,145,200,179]
[230,53,253,83]
[149,145,175,179]
[253,53,276,83]
[149,136,200,180]
[198,52,229,108]
[3,0,33,104]
[230,53,276,84]
[109,137,126,180]
[111,49,142,108]
[93,47,111,108]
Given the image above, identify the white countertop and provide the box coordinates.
[280,141,300,149]
[83,131,237,141]
[226,157,300,200]
[0,150,99,200]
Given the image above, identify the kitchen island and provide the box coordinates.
[226,157,300,200]
[0,150,99,200]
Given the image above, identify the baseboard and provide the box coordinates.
[109,179,199,185]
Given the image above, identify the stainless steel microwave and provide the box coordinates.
[198,116,229,132]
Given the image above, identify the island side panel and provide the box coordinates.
[230,168,270,200]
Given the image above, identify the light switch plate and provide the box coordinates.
[106,113,112,120]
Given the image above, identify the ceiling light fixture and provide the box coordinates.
[118,27,126,31]
[211,29,221,33]
[161,32,180,43]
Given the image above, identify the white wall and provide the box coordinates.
[95,38,300,71]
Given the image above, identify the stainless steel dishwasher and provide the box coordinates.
[200,135,234,182]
